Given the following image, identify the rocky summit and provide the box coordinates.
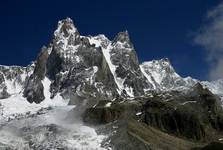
[0,18,223,150]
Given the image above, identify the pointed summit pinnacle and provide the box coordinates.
[52,17,81,50]
[113,30,130,43]
[54,17,79,38]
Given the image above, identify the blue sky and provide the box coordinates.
[0,0,222,80]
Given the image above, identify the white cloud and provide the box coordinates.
[194,2,223,80]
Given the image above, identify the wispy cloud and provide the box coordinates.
[194,2,223,80]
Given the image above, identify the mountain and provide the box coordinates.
[140,58,197,91]
[0,18,223,150]
[0,18,201,104]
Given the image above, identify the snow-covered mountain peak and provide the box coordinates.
[140,58,197,90]
[142,58,175,72]
[54,17,79,38]
[141,58,180,84]
[53,18,80,54]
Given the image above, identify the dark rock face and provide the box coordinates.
[143,99,206,140]
[83,98,203,150]
[45,48,63,81]
[23,47,49,103]
[83,106,123,124]
[143,84,223,141]
[83,99,143,125]
[0,87,10,99]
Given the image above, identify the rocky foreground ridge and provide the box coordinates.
[0,18,223,150]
